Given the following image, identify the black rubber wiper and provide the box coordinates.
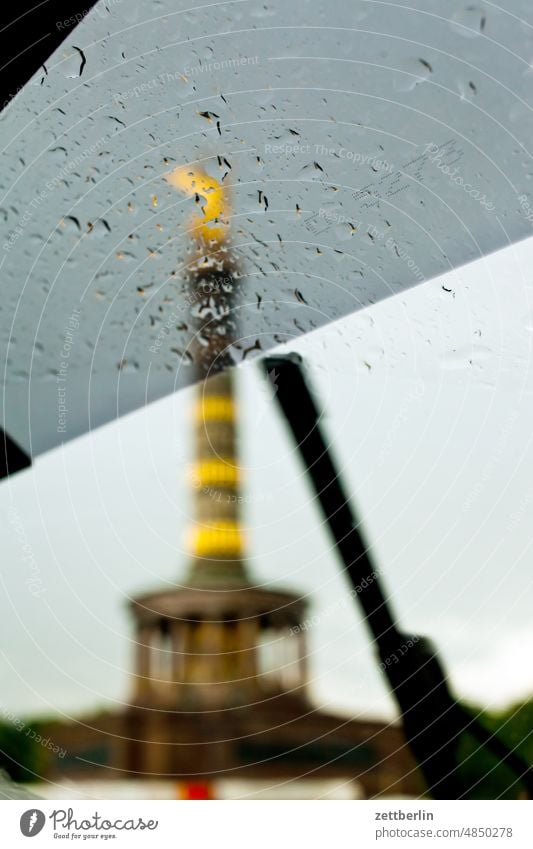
[262,353,533,800]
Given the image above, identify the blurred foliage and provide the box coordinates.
[457,699,533,799]
[0,719,46,783]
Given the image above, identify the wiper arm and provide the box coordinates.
[262,354,533,799]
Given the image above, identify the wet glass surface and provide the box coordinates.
[1,0,533,454]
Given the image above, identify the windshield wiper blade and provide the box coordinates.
[263,354,533,799]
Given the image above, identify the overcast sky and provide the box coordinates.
[1,235,533,726]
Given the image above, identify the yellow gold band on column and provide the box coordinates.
[188,522,244,557]
[194,396,236,422]
[190,459,240,487]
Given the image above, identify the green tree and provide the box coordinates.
[0,720,44,783]
[456,699,533,799]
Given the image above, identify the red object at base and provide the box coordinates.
[181,783,214,800]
